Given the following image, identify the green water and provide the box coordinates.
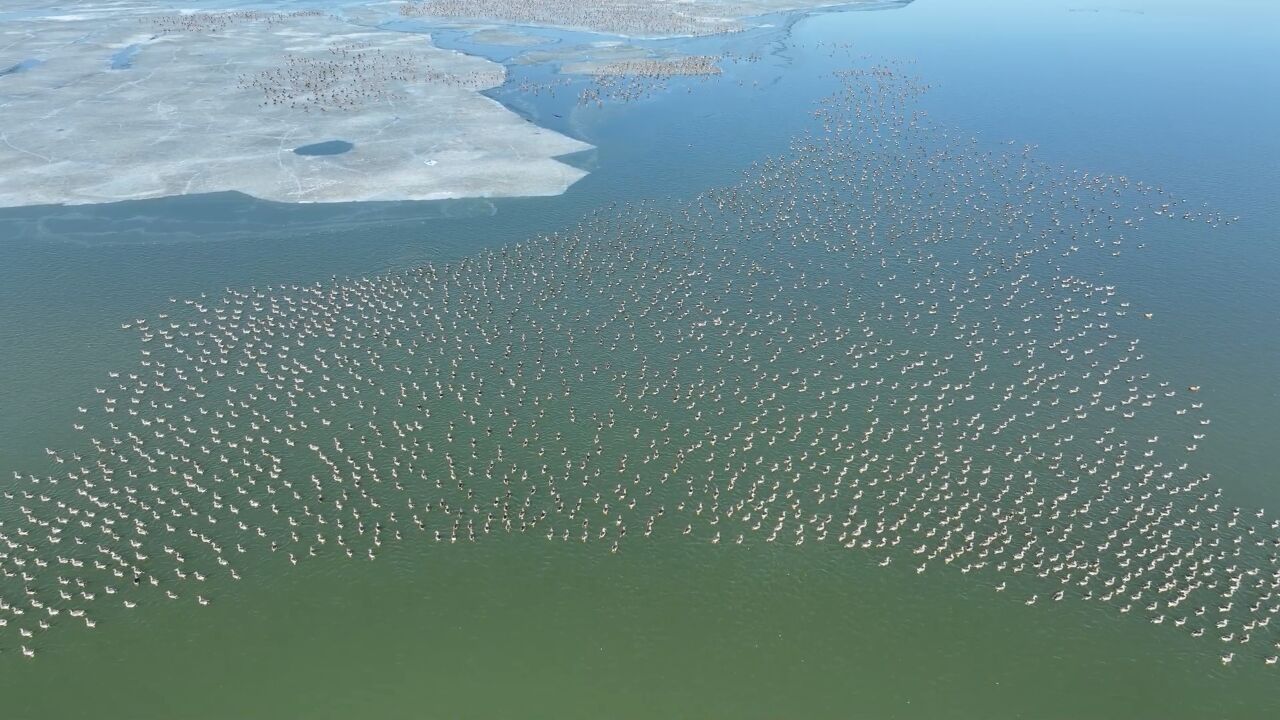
[1,1,1279,718]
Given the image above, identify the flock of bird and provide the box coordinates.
[0,62,1271,672]
[513,52,759,108]
[146,10,325,35]
[238,43,505,113]
[575,56,722,106]
[588,56,723,78]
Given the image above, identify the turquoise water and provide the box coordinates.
[1,1,1278,718]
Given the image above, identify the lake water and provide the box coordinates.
[0,1,1277,717]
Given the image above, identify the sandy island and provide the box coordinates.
[0,9,590,208]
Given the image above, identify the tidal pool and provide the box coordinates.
[293,140,355,156]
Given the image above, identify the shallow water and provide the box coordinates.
[293,140,355,156]
[108,44,139,70]
[1,1,1278,718]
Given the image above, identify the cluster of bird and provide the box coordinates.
[237,43,506,113]
[400,0,743,37]
[576,55,722,106]
[511,50,762,108]
[584,56,723,78]
[514,75,577,99]
[146,10,325,35]
[0,61,1272,670]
